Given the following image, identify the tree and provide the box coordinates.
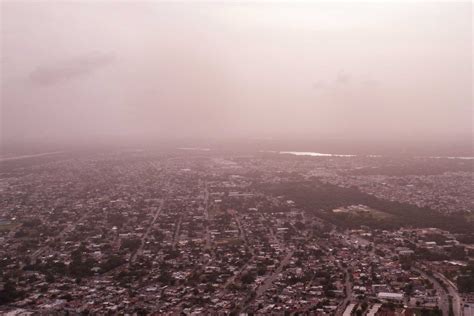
[100,255,125,273]
[241,272,256,284]
[0,280,21,305]
[121,238,141,251]
[45,273,55,283]
[404,282,414,296]
[158,270,174,285]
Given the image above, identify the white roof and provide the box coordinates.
[367,303,383,316]
[377,292,404,300]
[343,303,356,316]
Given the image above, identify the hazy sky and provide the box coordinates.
[1,1,472,144]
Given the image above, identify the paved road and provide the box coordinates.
[435,271,463,316]
[335,267,352,316]
[130,199,164,264]
[25,208,93,267]
[172,215,182,249]
[256,250,294,298]
[413,267,451,316]
[229,209,253,254]
[203,183,212,250]
[223,255,255,289]
[222,210,258,290]
[237,249,294,313]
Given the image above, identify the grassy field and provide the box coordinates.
[332,205,394,220]
[0,222,17,232]
[466,213,474,223]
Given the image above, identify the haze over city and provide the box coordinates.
[0,1,473,315]
[2,0,472,150]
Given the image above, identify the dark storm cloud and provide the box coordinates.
[29,52,115,85]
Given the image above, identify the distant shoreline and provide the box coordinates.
[0,151,64,162]
[263,150,474,160]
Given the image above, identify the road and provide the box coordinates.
[435,271,463,316]
[172,215,182,249]
[25,208,93,267]
[256,250,294,297]
[130,199,164,264]
[335,267,353,316]
[235,249,294,313]
[203,182,212,251]
[223,255,255,289]
[222,209,256,290]
[353,233,463,316]
[229,209,254,254]
[413,267,451,316]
